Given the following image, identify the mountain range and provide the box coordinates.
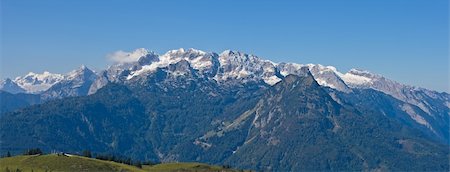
[1,48,449,171]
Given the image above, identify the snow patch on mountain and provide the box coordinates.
[264,76,282,85]
[338,69,374,85]
[315,78,333,88]
[307,64,351,92]
[337,68,449,118]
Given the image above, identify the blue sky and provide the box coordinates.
[1,0,448,92]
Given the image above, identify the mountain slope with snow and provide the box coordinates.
[41,66,98,100]
[1,66,97,100]
[338,69,449,115]
[2,48,448,141]
[87,48,449,142]
[90,48,447,100]
[0,78,26,94]
[1,48,449,171]
[13,71,64,93]
[91,48,353,90]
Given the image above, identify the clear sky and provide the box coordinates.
[1,0,448,92]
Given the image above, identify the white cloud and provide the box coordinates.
[107,48,149,63]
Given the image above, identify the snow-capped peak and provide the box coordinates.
[215,50,279,84]
[97,48,449,101]
[14,71,65,93]
[126,48,214,80]
[122,48,351,88]
[337,68,446,116]
[219,49,240,57]
[163,48,208,60]
[67,65,96,80]
[41,65,98,100]
[166,48,206,56]
[6,65,97,94]
[305,64,351,92]
[21,71,61,80]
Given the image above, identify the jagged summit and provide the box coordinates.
[2,48,448,126]
[2,48,446,95]
[39,65,98,100]
[3,48,447,96]
[13,71,65,93]
[2,65,97,96]
[67,65,96,79]
[109,48,360,92]
[167,48,206,55]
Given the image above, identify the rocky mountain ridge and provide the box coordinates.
[1,48,449,143]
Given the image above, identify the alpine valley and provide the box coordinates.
[1,48,449,171]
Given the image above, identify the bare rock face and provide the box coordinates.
[41,66,97,100]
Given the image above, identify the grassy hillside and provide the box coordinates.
[0,154,241,172]
[0,154,144,172]
[145,162,237,171]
